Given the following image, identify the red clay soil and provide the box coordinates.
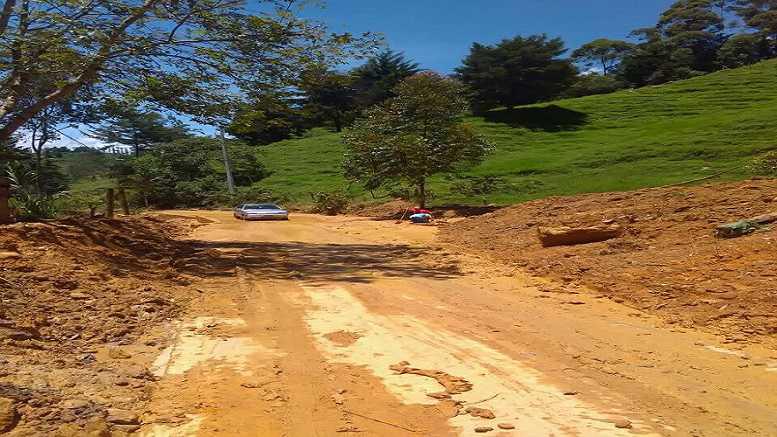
[441,179,777,345]
[0,214,206,435]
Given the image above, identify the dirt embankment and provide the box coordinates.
[0,215,207,435]
[442,179,777,344]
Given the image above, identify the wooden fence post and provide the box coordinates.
[106,188,115,219]
[0,178,11,224]
[117,188,130,215]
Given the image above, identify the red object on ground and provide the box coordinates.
[411,208,432,215]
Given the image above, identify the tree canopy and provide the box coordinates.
[343,72,492,208]
[0,0,376,142]
[90,105,190,156]
[455,35,577,112]
[114,137,267,208]
[299,66,359,132]
[571,39,634,75]
[351,50,421,109]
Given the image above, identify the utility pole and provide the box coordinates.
[219,127,235,194]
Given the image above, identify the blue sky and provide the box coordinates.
[302,0,677,74]
[57,0,677,148]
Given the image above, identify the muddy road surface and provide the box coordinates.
[139,212,777,437]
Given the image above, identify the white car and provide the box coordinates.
[233,203,289,221]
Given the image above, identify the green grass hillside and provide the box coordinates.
[258,59,777,206]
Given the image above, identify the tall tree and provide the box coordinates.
[343,72,492,208]
[571,39,634,76]
[733,0,777,55]
[718,33,772,66]
[90,106,189,156]
[0,0,376,143]
[227,92,309,145]
[299,67,359,132]
[351,50,421,108]
[619,28,698,86]
[456,35,577,113]
[658,0,726,72]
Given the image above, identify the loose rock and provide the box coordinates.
[498,423,516,430]
[0,397,18,433]
[465,406,496,419]
[62,399,90,410]
[537,225,622,247]
[613,418,632,429]
[105,408,140,425]
[474,426,494,433]
[107,348,132,359]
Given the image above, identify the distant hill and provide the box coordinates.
[257,59,777,206]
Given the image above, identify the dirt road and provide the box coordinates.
[140,212,777,437]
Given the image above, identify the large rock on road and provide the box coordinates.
[538,225,622,247]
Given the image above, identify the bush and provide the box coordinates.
[54,191,104,216]
[563,74,628,98]
[310,191,349,215]
[750,151,777,177]
[10,193,60,220]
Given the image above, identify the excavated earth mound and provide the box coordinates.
[442,179,777,345]
[0,214,206,435]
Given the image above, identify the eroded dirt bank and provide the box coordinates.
[0,215,209,435]
[442,179,777,346]
[3,207,777,436]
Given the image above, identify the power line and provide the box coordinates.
[49,126,95,149]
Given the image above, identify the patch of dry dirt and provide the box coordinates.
[0,214,206,435]
[442,179,777,344]
[323,330,361,347]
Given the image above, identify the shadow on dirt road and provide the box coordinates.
[172,240,463,283]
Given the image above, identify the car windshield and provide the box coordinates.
[243,204,280,210]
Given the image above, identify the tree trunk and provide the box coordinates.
[417,179,426,209]
[334,113,343,132]
[0,0,17,37]
[117,188,130,215]
[106,188,115,219]
[0,0,160,142]
[0,177,11,224]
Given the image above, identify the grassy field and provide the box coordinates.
[259,60,777,205]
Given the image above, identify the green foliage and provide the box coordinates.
[299,67,360,132]
[351,50,421,108]
[657,0,725,73]
[258,59,777,206]
[749,150,777,176]
[227,93,311,145]
[571,39,634,76]
[619,28,702,86]
[5,163,64,220]
[52,148,117,181]
[117,137,268,208]
[456,35,578,112]
[343,72,493,207]
[0,0,377,142]
[719,34,772,67]
[450,176,506,204]
[310,191,350,215]
[563,74,629,98]
[90,105,190,156]
[54,190,104,216]
[733,1,777,50]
